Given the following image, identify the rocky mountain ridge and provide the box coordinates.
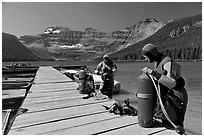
[109,14,202,61]
[19,18,165,60]
[3,14,201,62]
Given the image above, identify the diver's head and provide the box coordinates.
[103,54,109,63]
[141,43,159,63]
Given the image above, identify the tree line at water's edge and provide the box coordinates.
[109,44,202,61]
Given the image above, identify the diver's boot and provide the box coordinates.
[95,90,108,100]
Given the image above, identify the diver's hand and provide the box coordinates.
[102,73,108,77]
[142,67,153,74]
[95,70,102,75]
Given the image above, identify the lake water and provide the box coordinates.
[2,61,202,134]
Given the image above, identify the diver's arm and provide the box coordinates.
[94,62,103,75]
[157,62,177,89]
[112,63,117,75]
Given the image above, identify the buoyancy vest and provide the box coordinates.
[155,56,184,100]
[96,61,117,80]
[155,56,172,76]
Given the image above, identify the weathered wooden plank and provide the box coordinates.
[2,83,32,91]
[34,75,66,81]
[44,115,176,135]
[34,80,74,85]
[24,88,79,100]
[10,112,120,135]
[2,89,26,99]
[149,129,177,135]
[30,82,78,92]
[33,67,70,83]
[100,120,177,135]
[3,73,36,78]
[43,115,139,135]
[2,78,34,82]
[35,68,67,76]
[10,100,115,129]
[29,86,78,95]
[2,109,12,133]
[21,96,111,113]
[23,92,86,104]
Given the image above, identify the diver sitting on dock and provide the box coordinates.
[141,43,188,131]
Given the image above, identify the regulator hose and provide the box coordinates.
[86,67,93,74]
[148,74,186,135]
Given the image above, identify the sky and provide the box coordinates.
[2,1,202,38]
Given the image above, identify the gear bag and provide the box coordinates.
[153,89,184,122]
[80,74,95,95]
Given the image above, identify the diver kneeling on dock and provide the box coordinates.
[141,43,188,134]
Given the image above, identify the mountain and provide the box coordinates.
[19,35,41,45]
[118,18,164,50]
[2,33,42,62]
[19,18,164,61]
[17,14,202,61]
[109,14,202,61]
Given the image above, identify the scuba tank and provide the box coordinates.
[78,67,86,93]
[136,73,154,128]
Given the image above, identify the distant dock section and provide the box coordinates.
[8,66,177,135]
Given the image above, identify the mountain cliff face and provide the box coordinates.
[19,18,164,61]
[16,14,201,61]
[119,18,164,50]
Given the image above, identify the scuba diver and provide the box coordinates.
[141,43,188,130]
[95,54,117,99]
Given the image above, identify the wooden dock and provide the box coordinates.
[8,66,177,135]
